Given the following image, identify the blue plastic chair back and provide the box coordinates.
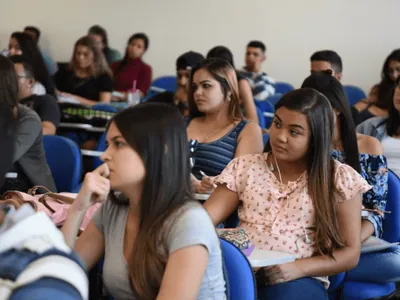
[343,85,366,107]
[274,82,294,95]
[43,135,82,192]
[256,106,266,128]
[255,100,274,128]
[341,170,399,300]
[267,93,283,107]
[383,170,400,243]
[220,238,257,300]
[151,76,177,93]
[263,133,269,146]
[92,103,118,113]
[93,133,107,169]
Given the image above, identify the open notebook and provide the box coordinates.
[248,249,296,268]
[361,236,399,254]
[57,95,81,105]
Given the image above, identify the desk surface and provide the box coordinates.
[59,122,106,133]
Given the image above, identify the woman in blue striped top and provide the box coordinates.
[186,58,263,194]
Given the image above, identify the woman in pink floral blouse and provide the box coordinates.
[204,88,371,300]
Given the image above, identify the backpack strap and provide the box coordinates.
[37,193,75,214]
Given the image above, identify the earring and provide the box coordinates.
[227,95,231,102]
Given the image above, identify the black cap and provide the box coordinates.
[176,51,204,71]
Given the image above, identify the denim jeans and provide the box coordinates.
[258,277,328,300]
[347,245,400,283]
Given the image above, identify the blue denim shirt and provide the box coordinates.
[356,116,388,142]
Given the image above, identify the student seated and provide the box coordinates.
[112,33,152,98]
[204,89,371,300]
[310,50,343,80]
[240,40,275,102]
[62,103,226,299]
[207,46,258,124]
[303,72,400,285]
[310,50,361,125]
[8,32,56,97]
[10,55,60,135]
[174,51,205,115]
[54,36,113,106]
[187,58,263,194]
[88,25,121,66]
[358,78,400,178]
[0,56,56,193]
[23,25,58,76]
[354,49,400,123]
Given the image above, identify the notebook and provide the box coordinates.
[361,236,399,254]
[248,249,297,267]
[57,95,80,105]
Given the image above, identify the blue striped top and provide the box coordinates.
[189,120,248,180]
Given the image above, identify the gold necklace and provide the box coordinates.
[202,121,233,142]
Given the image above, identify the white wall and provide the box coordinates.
[1,0,399,93]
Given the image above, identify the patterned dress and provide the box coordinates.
[332,150,388,237]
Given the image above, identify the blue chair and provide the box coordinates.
[328,273,346,300]
[255,100,275,128]
[341,170,400,299]
[343,85,366,107]
[220,238,257,300]
[267,93,283,107]
[256,106,266,129]
[274,82,294,95]
[43,135,82,192]
[92,103,118,113]
[263,133,269,146]
[93,132,107,169]
[150,76,177,93]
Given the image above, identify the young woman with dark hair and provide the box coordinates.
[112,33,152,98]
[303,72,400,286]
[358,78,400,177]
[8,32,56,97]
[0,55,55,193]
[207,46,258,124]
[355,49,400,122]
[204,88,370,299]
[0,56,17,188]
[62,103,226,299]
[54,36,113,106]
[186,58,263,194]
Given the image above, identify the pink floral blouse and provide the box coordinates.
[214,152,371,288]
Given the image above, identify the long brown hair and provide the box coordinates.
[109,103,193,299]
[265,88,344,257]
[188,58,242,121]
[69,36,112,77]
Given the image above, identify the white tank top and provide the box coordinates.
[382,136,400,177]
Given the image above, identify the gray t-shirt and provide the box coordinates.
[93,199,226,300]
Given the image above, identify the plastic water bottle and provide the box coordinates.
[127,91,140,106]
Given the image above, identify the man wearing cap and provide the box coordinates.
[174,51,204,115]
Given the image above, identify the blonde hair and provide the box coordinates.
[69,36,112,78]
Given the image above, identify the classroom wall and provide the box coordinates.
[1,0,398,93]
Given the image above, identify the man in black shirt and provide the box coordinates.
[10,55,60,135]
